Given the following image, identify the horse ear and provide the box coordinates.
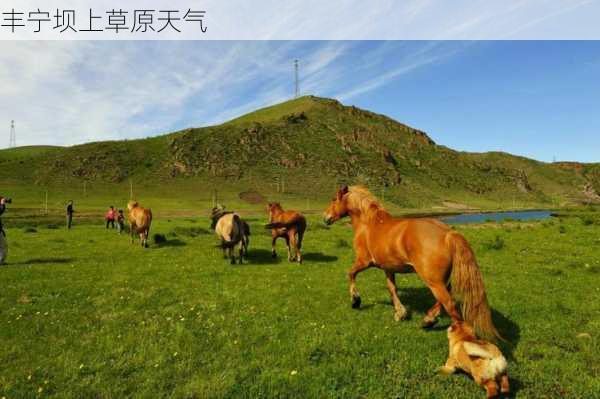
[337,185,349,200]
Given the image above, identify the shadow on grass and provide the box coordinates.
[302,252,338,263]
[242,249,338,265]
[155,239,187,248]
[244,249,280,265]
[11,257,75,265]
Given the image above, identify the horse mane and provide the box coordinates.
[268,202,284,212]
[346,186,386,220]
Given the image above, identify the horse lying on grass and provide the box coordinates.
[265,202,306,263]
[323,185,501,341]
[211,206,250,264]
[127,201,152,248]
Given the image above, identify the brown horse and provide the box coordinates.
[323,185,500,340]
[265,202,306,263]
[127,201,152,248]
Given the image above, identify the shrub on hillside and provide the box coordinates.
[580,216,595,226]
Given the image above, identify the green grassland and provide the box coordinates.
[1,95,599,398]
[1,210,599,398]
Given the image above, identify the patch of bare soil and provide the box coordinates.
[239,190,265,204]
[441,201,471,210]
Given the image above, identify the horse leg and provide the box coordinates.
[440,357,458,375]
[296,232,303,264]
[348,261,370,309]
[284,236,292,262]
[221,240,227,258]
[139,232,144,247]
[483,379,499,398]
[500,373,510,394]
[238,243,244,264]
[427,283,462,323]
[271,236,278,258]
[385,271,408,321]
[229,247,235,265]
[422,301,442,328]
[289,233,298,263]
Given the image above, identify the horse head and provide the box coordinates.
[127,200,139,211]
[323,185,349,225]
[266,202,283,222]
[210,205,227,230]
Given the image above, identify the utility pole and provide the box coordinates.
[129,179,133,200]
[44,190,48,215]
[294,59,299,98]
[9,120,16,148]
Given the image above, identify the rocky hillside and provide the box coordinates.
[0,96,598,208]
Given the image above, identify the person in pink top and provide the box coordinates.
[105,206,116,229]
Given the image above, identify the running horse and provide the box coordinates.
[127,201,152,248]
[265,202,306,263]
[323,186,500,340]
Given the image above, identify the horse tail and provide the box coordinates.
[242,221,250,236]
[448,231,502,341]
[296,218,306,250]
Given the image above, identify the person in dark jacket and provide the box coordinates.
[66,200,74,229]
[117,209,125,234]
[0,196,9,264]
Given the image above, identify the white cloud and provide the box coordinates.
[0,40,460,148]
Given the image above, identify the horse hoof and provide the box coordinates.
[272,252,277,258]
[421,316,439,329]
[351,295,361,309]
[394,310,409,322]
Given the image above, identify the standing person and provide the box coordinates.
[0,196,10,265]
[66,200,74,229]
[105,206,116,229]
[117,209,125,234]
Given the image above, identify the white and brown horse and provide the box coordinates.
[127,201,152,248]
[211,206,249,264]
[323,185,501,340]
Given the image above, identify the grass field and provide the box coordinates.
[1,210,599,398]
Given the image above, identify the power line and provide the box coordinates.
[9,120,16,148]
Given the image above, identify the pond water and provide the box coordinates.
[441,210,552,225]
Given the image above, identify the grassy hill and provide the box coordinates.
[0,96,598,211]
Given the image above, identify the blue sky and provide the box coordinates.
[1,41,598,162]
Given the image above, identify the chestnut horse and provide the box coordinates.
[265,202,306,263]
[323,186,500,340]
[127,201,152,248]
